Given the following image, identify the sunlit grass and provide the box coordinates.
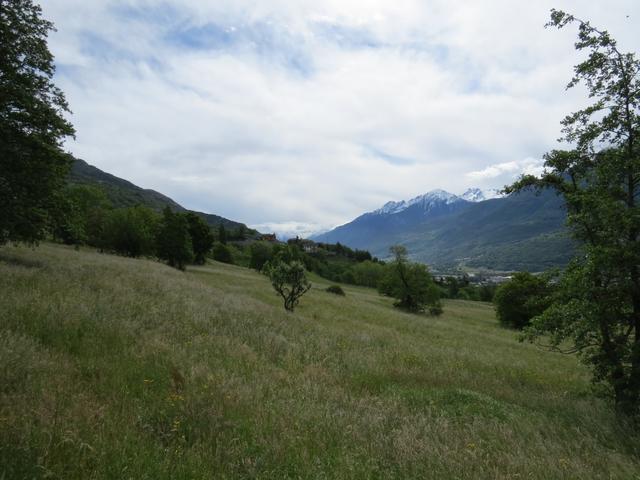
[1,243,638,479]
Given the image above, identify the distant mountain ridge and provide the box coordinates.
[374,189,462,215]
[68,158,252,231]
[312,187,574,272]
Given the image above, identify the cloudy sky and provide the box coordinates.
[43,1,639,237]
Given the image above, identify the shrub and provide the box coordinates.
[326,285,345,296]
[212,242,233,264]
[493,272,551,329]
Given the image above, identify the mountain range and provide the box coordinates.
[68,158,252,232]
[67,158,574,272]
[312,188,575,272]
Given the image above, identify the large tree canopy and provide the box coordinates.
[0,0,75,244]
[509,10,640,414]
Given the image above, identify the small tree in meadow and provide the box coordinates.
[263,257,311,312]
[379,245,442,315]
[184,212,214,264]
[156,208,193,270]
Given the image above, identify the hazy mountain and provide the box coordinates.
[68,158,253,231]
[312,188,574,272]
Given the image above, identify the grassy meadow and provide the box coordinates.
[1,243,639,479]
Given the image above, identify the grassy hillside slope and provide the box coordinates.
[1,244,638,479]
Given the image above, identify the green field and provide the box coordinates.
[1,244,639,479]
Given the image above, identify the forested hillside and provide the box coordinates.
[69,158,252,232]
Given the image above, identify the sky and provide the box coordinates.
[43,1,640,238]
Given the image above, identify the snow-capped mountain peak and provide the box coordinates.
[373,189,463,215]
[461,188,504,202]
[376,200,408,215]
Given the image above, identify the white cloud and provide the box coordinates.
[41,0,640,237]
[467,158,545,180]
[250,221,331,240]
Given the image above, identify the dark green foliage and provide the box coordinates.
[262,257,311,312]
[156,208,193,270]
[326,285,345,296]
[378,246,442,314]
[272,243,302,263]
[493,273,551,329]
[184,212,214,264]
[510,11,640,414]
[249,241,273,271]
[51,184,112,246]
[212,242,233,264]
[284,238,386,288]
[478,284,497,302]
[351,260,386,288]
[103,206,159,258]
[0,1,75,244]
[218,224,228,244]
[436,276,497,303]
[230,224,247,241]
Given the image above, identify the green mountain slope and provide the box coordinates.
[315,190,575,272]
[402,191,576,271]
[1,243,638,478]
[68,158,252,231]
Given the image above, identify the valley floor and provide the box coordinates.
[1,244,638,479]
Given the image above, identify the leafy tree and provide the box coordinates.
[351,260,385,288]
[249,241,273,271]
[103,206,159,258]
[218,224,227,244]
[51,184,111,246]
[156,208,193,270]
[271,243,302,263]
[493,272,551,329]
[0,1,75,244]
[263,256,311,312]
[378,245,442,315]
[212,241,233,264]
[184,212,214,264]
[508,10,640,413]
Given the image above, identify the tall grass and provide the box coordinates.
[1,243,638,479]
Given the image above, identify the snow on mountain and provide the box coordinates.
[461,188,504,202]
[376,200,409,215]
[372,189,463,215]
